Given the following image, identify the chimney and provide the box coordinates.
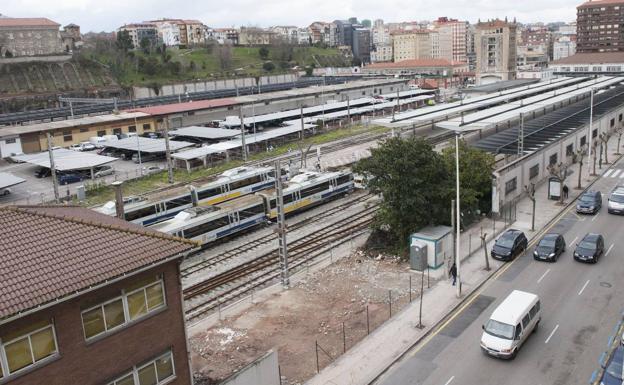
[112,181,125,219]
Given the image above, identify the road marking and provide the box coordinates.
[570,236,578,246]
[620,172,624,179]
[613,170,622,178]
[604,169,614,177]
[592,213,600,222]
[606,243,614,256]
[545,324,560,344]
[578,280,590,296]
[444,376,455,385]
[537,268,551,284]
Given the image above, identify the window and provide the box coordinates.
[505,177,517,196]
[611,118,616,127]
[81,277,166,340]
[522,314,531,329]
[592,129,598,138]
[113,128,122,135]
[63,130,73,142]
[4,138,16,144]
[143,123,151,131]
[80,127,89,133]
[529,164,539,180]
[97,130,106,137]
[514,323,522,339]
[0,321,58,378]
[549,153,558,166]
[619,113,622,122]
[566,144,574,156]
[128,125,137,133]
[107,351,175,385]
[580,135,587,147]
[529,303,539,319]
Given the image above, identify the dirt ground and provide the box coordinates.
[189,249,439,385]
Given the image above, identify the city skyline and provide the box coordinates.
[3,0,580,32]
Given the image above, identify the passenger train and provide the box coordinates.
[95,166,278,226]
[151,170,354,246]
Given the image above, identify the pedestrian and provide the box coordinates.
[450,263,457,286]
[315,162,321,172]
[563,184,569,199]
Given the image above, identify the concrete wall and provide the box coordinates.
[132,74,298,98]
[0,136,22,158]
[492,104,624,213]
[220,350,280,385]
[0,54,72,64]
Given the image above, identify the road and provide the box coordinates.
[375,159,624,385]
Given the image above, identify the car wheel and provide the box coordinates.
[509,348,518,360]
[533,321,540,333]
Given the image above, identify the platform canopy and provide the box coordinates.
[0,172,26,189]
[13,149,117,171]
[101,137,195,153]
[170,126,240,140]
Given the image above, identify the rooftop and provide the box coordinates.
[0,17,60,28]
[0,206,197,322]
[365,59,455,69]
[128,98,238,116]
[578,0,624,8]
[551,52,624,65]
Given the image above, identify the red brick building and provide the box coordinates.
[577,0,624,53]
[0,206,198,385]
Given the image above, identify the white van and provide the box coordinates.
[89,136,108,148]
[480,290,541,359]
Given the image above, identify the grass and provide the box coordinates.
[81,124,390,207]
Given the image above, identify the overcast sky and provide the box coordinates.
[3,0,580,32]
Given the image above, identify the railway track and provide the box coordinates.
[183,204,377,321]
[180,191,375,278]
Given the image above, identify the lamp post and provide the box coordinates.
[588,88,594,177]
[454,132,461,298]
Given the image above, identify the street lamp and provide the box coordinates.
[588,87,595,177]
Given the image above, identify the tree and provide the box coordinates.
[115,30,134,53]
[189,60,196,71]
[600,132,611,164]
[258,46,270,60]
[548,162,568,205]
[615,124,624,155]
[353,137,450,249]
[524,183,536,231]
[304,65,314,76]
[263,61,275,72]
[572,148,587,189]
[139,37,151,54]
[591,139,599,175]
[216,43,233,71]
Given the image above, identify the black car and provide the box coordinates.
[576,190,602,214]
[573,233,605,263]
[600,345,623,385]
[491,229,528,261]
[533,233,566,262]
[34,167,51,178]
[58,173,85,185]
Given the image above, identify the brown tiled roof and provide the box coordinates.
[0,18,60,27]
[366,59,453,69]
[0,206,198,322]
[551,52,624,64]
[578,0,624,8]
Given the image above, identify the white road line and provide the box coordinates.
[592,213,600,222]
[444,376,455,385]
[606,243,614,256]
[620,172,624,179]
[578,279,590,296]
[604,169,614,177]
[613,170,622,178]
[570,236,578,246]
[545,324,559,344]
[537,268,551,284]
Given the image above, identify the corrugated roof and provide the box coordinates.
[366,59,454,69]
[0,206,197,321]
[128,98,238,116]
[0,18,60,27]
[551,52,624,65]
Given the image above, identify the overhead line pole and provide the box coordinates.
[46,132,60,203]
[275,160,290,288]
[163,118,174,184]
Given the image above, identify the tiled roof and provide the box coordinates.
[578,0,624,8]
[0,18,60,27]
[127,98,239,116]
[0,206,197,322]
[551,52,624,64]
[366,59,454,69]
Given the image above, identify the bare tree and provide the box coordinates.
[216,42,233,71]
[615,124,624,155]
[591,139,599,176]
[572,147,587,190]
[600,132,612,164]
[524,183,536,231]
[297,142,313,168]
[480,229,490,271]
[548,162,568,205]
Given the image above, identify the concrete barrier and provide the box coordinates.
[219,350,280,385]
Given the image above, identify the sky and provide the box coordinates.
[2,0,581,32]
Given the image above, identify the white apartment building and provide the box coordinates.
[553,36,577,60]
[371,43,393,62]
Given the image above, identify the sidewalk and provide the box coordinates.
[305,144,624,385]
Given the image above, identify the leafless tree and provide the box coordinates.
[615,123,624,155]
[548,162,568,205]
[297,142,313,168]
[572,147,587,189]
[591,139,599,175]
[524,183,536,231]
[480,229,490,271]
[600,132,612,164]
[216,42,233,71]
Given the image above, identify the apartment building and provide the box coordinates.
[0,17,63,57]
[392,30,433,61]
[553,35,577,60]
[475,19,517,85]
[117,23,159,49]
[0,205,198,385]
[371,44,393,62]
[239,27,277,45]
[308,22,336,46]
[433,17,468,63]
[577,0,624,52]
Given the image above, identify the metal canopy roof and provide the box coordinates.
[472,85,624,155]
[13,149,117,171]
[102,137,195,153]
[169,126,240,140]
[0,172,26,189]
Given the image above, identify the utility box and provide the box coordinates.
[548,176,561,200]
[410,226,453,270]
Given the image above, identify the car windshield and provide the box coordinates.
[579,195,595,203]
[484,319,515,340]
[606,351,624,380]
[579,240,596,250]
[610,194,624,203]
[497,236,515,248]
[539,238,556,248]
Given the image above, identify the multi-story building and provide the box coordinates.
[334,20,354,48]
[0,205,198,385]
[553,35,577,60]
[433,17,468,63]
[352,27,371,64]
[466,23,477,70]
[517,44,549,69]
[60,23,82,52]
[558,22,577,35]
[117,23,159,50]
[521,27,554,60]
[297,28,311,45]
[308,22,336,46]
[239,27,277,45]
[270,26,299,44]
[430,30,440,59]
[475,19,517,85]
[392,30,433,61]
[210,28,239,45]
[372,19,391,46]
[183,20,207,46]
[0,17,64,57]
[577,0,624,52]
[371,43,393,62]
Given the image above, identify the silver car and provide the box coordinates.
[93,166,115,178]
[608,186,624,215]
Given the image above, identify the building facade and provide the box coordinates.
[433,17,467,63]
[371,43,393,62]
[0,17,63,57]
[0,205,197,385]
[239,27,277,45]
[392,30,433,61]
[352,27,371,63]
[117,24,159,49]
[553,35,577,60]
[577,0,624,53]
[475,19,517,85]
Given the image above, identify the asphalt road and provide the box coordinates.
[375,159,624,385]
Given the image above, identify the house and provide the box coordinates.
[0,205,198,384]
[0,17,63,57]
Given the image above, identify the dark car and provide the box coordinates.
[491,229,528,261]
[576,190,602,214]
[34,167,51,178]
[600,345,623,385]
[533,233,566,262]
[573,233,605,263]
[58,173,85,185]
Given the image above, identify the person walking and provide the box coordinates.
[450,263,457,286]
[563,184,569,199]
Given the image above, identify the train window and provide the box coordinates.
[165,195,192,210]
[198,188,221,200]
[301,182,331,198]
[183,216,229,239]
[270,199,276,210]
[238,204,265,219]
[283,193,295,204]
[230,175,262,190]
[336,175,352,185]
[125,205,158,222]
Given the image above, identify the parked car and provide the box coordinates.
[573,233,605,263]
[600,345,623,385]
[34,167,51,178]
[142,132,162,139]
[58,173,85,185]
[93,165,115,178]
[533,233,566,262]
[0,187,11,196]
[79,141,96,151]
[132,152,161,163]
[143,165,163,176]
[69,143,83,151]
[491,229,528,261]
[607,186,624,215]
[576,190,602,214]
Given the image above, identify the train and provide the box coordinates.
[150,170,355,246]
[95,166,278,226]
